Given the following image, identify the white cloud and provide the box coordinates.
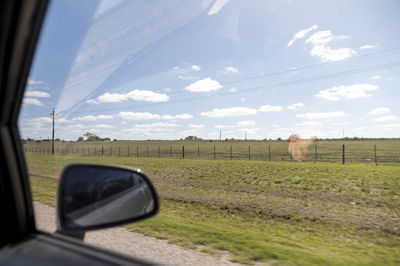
[25,91,50,98]
[315,84,378,101]
[201,107,257,118]
[191,65,201,71]
[259,105,283,112]
[287,25,318,47]
[185,77,222,92]
[174,113,193,120]
[94,124,114,128]
[215,125,235,129]
[72,115,113,121]
[27,78,44,85]
[368,107,390,115]
[189,124,204,128]
[86,99,99,104]
[359,44,377,50]
[287,102,304,110]
[310,45,356,62]
[295,121,322,127]
[373,124,400,129]
[240,97,246,102]
[224,66,239,74]
[296,111,346,119]
[236,120,256,127]
[372,115,398,122]
[130,122,181,129]
[370,75,381,80]
[208,0,229,16]
[23,98,43,106]
[96,115,113,120]
[306,30,348,45]
[55,118,72,123]
[229,87,238,92]
[173,64,201,75]
[161,115,174,120]
[127,90,169,102]
[24,117,52,124]
[95,89,169,103]
[305,30,356,62]
[98,93,128,103]
[118,112,160,121]
[118,112,192,121]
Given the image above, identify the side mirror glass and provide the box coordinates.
[57,164,159,232]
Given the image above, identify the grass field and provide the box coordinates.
[27,153,400,265]
[24,139,400,164]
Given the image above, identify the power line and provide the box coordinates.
[59,60,400,115]
[29,45,400,117]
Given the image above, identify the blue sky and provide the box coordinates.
[19,0,400,140]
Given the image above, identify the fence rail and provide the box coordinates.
[23,141,400,165]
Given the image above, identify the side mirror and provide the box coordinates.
[56,164,159,234]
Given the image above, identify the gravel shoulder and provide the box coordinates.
[33,202,242,266]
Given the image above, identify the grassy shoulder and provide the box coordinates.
[28,154,400,265]
[30,175,400,265]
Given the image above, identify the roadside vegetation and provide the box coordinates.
[28,153,400,265]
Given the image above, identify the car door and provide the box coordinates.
[0,1,157,265]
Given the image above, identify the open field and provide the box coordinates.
[27,153,400,265]
[24,139,400,164]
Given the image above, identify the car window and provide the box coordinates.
[19,0,400,265]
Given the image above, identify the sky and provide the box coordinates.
[19,0,400,140]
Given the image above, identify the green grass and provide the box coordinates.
[27,153,400,265]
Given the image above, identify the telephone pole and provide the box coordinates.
[219,130,221,141]
[51,108,55,154]
[245,131,247,141]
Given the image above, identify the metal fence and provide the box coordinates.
[23,141,400,165]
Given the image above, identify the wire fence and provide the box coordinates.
[23,140,400,165]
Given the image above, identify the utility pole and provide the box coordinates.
[245,131,247,141]
[219,130,221,141]
[51,108,55,154]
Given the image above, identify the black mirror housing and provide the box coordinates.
[56,164,159,233]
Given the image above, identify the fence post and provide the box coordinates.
[214,145,216,159]
[248,146,251,160]
[268,145,271,161]
[230,146,232,160]
[315,144,318,163]
[102,146,104,156]
[342,144,345,165]
[374,145,377,166]
[182,145,185,158]
[158,146,160,158]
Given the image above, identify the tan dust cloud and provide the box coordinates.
[288,134,314,161]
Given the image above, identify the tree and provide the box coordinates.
[83,132,100,141]
[184,136,202,141]
[77,136,83,141]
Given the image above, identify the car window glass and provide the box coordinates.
[18,0,400,264]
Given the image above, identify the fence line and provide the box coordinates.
[22,142,400,165]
